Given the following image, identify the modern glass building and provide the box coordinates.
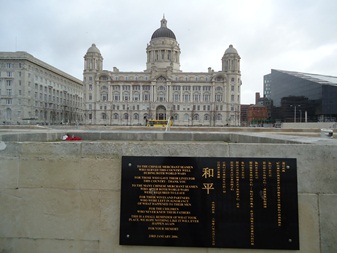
[264,69,337,122]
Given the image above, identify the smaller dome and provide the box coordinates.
[87,43,101,54]
[224,44,238,55]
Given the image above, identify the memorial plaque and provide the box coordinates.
[120,156,299,250]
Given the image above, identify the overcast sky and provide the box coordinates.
[1,0,336,104]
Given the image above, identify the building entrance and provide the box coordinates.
[156,105,166,120]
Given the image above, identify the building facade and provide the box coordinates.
[0,52,83,125]
[247,104,269,126]
[264,69,337,122]
[83,17,242,126]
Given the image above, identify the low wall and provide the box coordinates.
[281,122,336,129]
[0,131,336,253]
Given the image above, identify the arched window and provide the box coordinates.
[143,92,150,101]
[174,114,179,120]
[101,92,108,101]
[113,92,120,101]
[124,113,129,120]
[216,114,222,120]
[203,93,210,102]
[184,113,189,121]
[173,93,180,102]
[204,114,210,121]
[102,113,107,120]
[183,93,190,102]
[157,92,165,102]
[123,92,129,101]
[193,93,200,102]
[133,92,140,101]
[100,75,108,81]
[134,113,139,120]
[193,114,199,120]
[113,113,119,119]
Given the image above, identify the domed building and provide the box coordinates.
[83,17,242,126]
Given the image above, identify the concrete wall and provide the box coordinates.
[0,132,336,253]
[281,122,337,129]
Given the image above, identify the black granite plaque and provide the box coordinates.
[119,156,299,250]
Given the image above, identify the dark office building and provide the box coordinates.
[264,69,337,122]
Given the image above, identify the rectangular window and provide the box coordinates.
[215,94,222,102]
[143,93,149,101]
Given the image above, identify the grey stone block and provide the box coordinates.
[319,194,337,253]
